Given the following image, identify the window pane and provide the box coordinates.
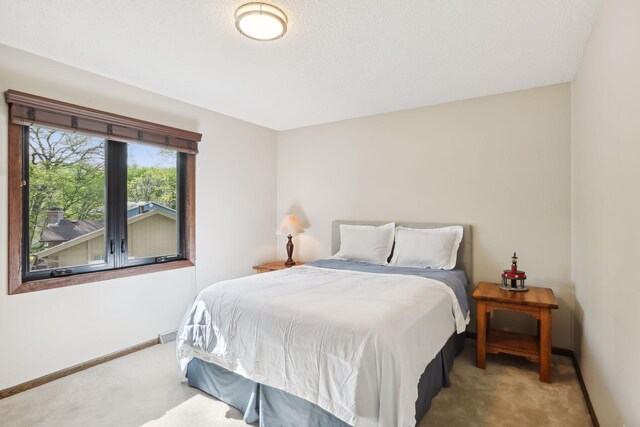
[126,144,178,259]
[28,127,106,271]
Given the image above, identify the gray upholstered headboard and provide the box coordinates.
[331,221,473,282]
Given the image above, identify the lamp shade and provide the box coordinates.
[276,215,304,236]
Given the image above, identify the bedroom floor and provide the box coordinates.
[0,340,592,427]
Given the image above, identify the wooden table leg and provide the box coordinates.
[539,308,552,383]
[476,300,487,369]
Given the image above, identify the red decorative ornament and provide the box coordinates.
[500,252,528,292]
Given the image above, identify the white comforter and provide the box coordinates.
[177,265,467,427]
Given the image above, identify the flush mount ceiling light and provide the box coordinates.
[235,2,288,41]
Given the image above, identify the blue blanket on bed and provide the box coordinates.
[306,259,470,317]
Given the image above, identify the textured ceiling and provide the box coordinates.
[0,0,600,130]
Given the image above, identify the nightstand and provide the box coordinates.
[252,261,303,274]
[472,281,559,383]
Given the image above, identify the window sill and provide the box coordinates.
[10,259,194,295]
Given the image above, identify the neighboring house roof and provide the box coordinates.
[40,219,104,243]
[40,202,176,243]
[127,202,175,219]
[36,209,176,259]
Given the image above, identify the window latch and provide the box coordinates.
[51,269,73,277]
[121,239,126,254]
[155,255,178,263]
[110,239,115,254]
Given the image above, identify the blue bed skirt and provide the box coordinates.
[187,332,465,427]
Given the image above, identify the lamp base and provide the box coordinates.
[285,234,296,267]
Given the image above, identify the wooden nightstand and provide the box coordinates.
[472,282,559,383]
[252,261,304,274]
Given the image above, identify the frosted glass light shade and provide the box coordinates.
[235,3,288,41]
[276,215,304,236]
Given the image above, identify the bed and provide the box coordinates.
[177,221,471,427]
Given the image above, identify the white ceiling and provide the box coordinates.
[0,0,600,130]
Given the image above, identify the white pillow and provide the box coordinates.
[333,223,395,264]
[389,226,463,270]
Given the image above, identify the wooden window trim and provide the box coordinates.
[5,90,200,154]
[6,93,200,295]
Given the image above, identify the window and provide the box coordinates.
[6,90,201,294]
[24,126,184,280]
[126,145,181,263]
[25,127,107,276]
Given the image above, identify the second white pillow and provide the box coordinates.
[389,226,463,270]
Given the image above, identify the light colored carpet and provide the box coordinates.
[0,341,592,427]
[420,344,592,426]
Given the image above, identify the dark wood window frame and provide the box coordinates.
[5,90,202,294]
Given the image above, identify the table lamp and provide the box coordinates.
[276,215,304,266]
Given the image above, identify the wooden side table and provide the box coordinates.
[252,261,304,274]
[472,282,559,383]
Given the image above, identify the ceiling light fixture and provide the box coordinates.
[235,2,288,41]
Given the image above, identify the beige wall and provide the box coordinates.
[43,213,176,267]
[572,0,640,425]
[44,241,90,269]
[128,214,177,259]
[41,235,104,269]
[278,84,573,348]
[86,235,105,263]
[0,44,278,390]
